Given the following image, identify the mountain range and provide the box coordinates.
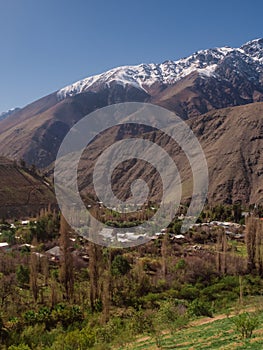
[0,38,263,207]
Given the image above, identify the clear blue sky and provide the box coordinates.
[0,0,262,113]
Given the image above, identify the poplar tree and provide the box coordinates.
[29,238,39,302]
[216,228,227,275]
[246,216,257,272]
[59,215,74,301]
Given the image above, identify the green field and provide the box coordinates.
[119,311,263,350]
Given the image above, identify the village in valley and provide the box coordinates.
[0,204,248,263]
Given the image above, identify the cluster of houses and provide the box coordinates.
[189,220,245,240]
[0,220,31,252]
[0,216,247,262]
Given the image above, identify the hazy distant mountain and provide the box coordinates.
[0,38,262,204]
[0,108,20,121]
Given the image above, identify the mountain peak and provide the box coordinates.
[57,39,263,100]
[242,38,263,47]
[240,38,263,60]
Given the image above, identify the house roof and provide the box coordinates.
[46,246,61,257]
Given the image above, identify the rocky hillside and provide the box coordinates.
[0,157,56,218]
[73,102,263,206]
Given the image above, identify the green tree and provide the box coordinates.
[0,230,16,245]
[111,255,131,276]
[16,265,29,287]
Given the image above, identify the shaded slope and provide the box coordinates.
[0,157,56,218]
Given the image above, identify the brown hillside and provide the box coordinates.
[0,157,56,218]
[71,102,263,206]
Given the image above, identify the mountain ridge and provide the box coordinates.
[57,38,263,100]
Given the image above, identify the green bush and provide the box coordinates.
[138,292,162,309]
[8,345,31,350]
[188,299,213,317]
[156,300,189,333]
[111,255,131,276]
[232,312,259,339]
[23,304,83,329]
[20,324,46,349]
[51,304,83,328]
[129,309,154,335]
[51,328,95,349]
[179,284,200,300]
[200,276,240,302]
[23,310,37,326]
[175,259,187,270]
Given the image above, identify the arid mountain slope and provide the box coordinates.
[0,87,148,168]
[0,157,56,218]
[72,102,263,206]
[191,102,263,204]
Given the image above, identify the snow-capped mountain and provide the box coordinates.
[0,38,263,170]
[0,39,263,205]
[58,38,263,100]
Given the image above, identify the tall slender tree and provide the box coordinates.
[88,217,103,311]
[101,249,111,323]
[88,242,102,311]
[216,228,227,275]
[161,233,170,277]
[59,215,74,301]
[246,216,257,272]
[29,238,39,303]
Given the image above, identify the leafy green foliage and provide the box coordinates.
[156,300,189,333]
[23,304,83,329]
[16,265,29,286]
[188,299,213,317]
[232,312,259,339]
[111,255,131,276]
[8,345,31,350]
[51,328,95,349]
[130,309,154,335]
[0,230,16,245]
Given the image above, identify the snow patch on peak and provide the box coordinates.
[57,39,263,100]
[57,66,148,100]
[240,38,263,61]
[242,38,263,47]
[216,47,234,55]
[198,64,218,78]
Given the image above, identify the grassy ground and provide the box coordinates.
[118,303,263,350]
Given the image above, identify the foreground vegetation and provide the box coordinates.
[1,204,263,349]
[120,304,263,350]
